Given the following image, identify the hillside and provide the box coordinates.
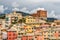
[16,11,31,16]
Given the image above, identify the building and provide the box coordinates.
[35,35,44,40]
[37,10,47,18]
[5,11,22,29]
[54,20,60,25]
[25,16,46,27]
[0,34,2,40]
[2,31,7,40]
[0,19,5,28]
[21,36,34,40]
[7,27,17,40]
[1,29,7,40]
[21,36,27,40]
[47,18,57,22]
[7,31,17,40]
[31,10,47,18]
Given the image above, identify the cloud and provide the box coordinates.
[12,8,20,11]
[20,7,29,13]
[12,7,60,19]
[12,7,45,14]
[47,10,58,18]
[18,7,45,13]
[12,7,30,13]
[20,7,27,11]
[0,5,8,13]
[30,8,45,13]
[12,2,19,8]
[25,0,45,3]
[0,5,5,13]
[45,0,60,2]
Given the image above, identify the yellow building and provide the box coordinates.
[25,16,46,27]
[25,25,33,33]
[54,20,60,25]
[6,11,22,19]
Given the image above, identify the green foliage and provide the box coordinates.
[18,19,22,23]
[22,18,26,23]
[12,19,17,24]
[0,14,5,19]
[18,18,26,23]
[12,21,17,24]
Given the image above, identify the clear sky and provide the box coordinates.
[0,0,60,18]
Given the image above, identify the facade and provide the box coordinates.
[0,10,60,40]
[0,19,5,28]
[5,11,22,29]
[54,20,60,25]
[31,10,47,18]
[1,29,7,40]
[25,16,46,27]
[7,31,17,40]
[37,10,47,18]
[7,26,17,40]
[0,34,2,40]
[21,36,33,40]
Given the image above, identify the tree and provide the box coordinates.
[18,19,22,23]
[18,18,26,23]
[22,18,26,23]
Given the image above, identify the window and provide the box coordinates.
[20,28,24,31]
[29,39,34,40]
[18,36,21,38]
[6,17,9,21]
[20,33,23,35]
[44,35,46,37]
[9,38,11,39]
[51,35,53,37]
[31,20,32,22]
[5,25,8,27]
[15,17,18,19]
[40,23,43,25]
[28,20,30,22]
[35,36,37,38]
[48,35,50,37]
[59,35,60,37]
[18,33,20,35]
[13,33,15,36]
[9,34,11,36]
[59,31,60,33]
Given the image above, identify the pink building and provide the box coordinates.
[21,36,27,40]
[35,35,44,40]
[21,36,33,40]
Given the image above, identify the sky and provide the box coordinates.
[0,0,60,18]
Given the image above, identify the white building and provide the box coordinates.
[5,11,22,29]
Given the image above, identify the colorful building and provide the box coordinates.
[31,10,47,18]
[25,16,46,27]
[7,26,17,40]
[5,11,22,29]
[7,31,17,40]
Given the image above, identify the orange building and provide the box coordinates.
[35,35,44,40]
[21,36,33,40]
[54,31,59,38]
[21,36,27,40]
[37,10,47,17]
[7,31,17,40]
[31,13,37,17]
[27,36,33,40]
[31,10,47,18]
